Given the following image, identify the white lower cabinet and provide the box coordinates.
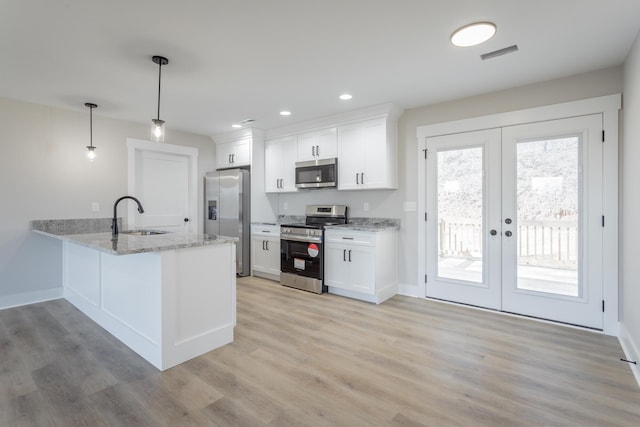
[251,224,280,280]
[324,228,397,304]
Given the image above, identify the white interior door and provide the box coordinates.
[426,115,604,329]
[127,139,198,233]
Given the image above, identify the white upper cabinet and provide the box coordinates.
[297,128,337,161]
[264,104,402,192]
[265,136,298,193]
[215,137,251,170]
[337,117,397,190]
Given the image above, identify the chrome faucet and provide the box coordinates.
[112,196,145,236]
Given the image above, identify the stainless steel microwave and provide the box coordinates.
[295,158,338,189]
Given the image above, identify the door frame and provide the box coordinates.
[416,94,621,335]
[127,138,199,233]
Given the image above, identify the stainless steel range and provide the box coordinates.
[280,205,348,294]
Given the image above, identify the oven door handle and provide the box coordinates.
[281,235,323,244]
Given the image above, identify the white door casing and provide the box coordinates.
[417,94,620,335]
[127,138,198,233]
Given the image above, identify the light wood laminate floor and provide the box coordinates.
[1,276,639,426]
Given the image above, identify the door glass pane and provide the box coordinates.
[516,137,579,296]
[437,147,483,283]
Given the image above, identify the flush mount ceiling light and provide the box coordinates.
[339,93,353,101]
[231,124,242,128]
[280,110,291,116]
[85,102,97,161]
[151,55,169,142]
[451,22,497,47]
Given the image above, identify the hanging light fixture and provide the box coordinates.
[85,102,98,161]
[151,55,169,142]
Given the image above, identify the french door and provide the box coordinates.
[425,115,604,329]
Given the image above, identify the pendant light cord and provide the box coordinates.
[89,106,93,148]
[157,61,162,120]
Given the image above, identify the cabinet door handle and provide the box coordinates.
[228,154,232,164]
[342,237,354,240]
[316,145,319,157]
[348,250,352,262]
[343,249,346,261]
[360,172,364,184]
[262,240,265,250]
[266,241,269,250]
[312,146,316,157]
[356,173,359,184]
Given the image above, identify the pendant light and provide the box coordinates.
[151,55,169,142]
[85,102,97,161]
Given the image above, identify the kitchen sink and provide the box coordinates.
[121,230,168,236]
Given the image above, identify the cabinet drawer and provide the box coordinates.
[325,229,375,246]
[251,224,280,237]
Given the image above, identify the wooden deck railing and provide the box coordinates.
[439,219,578,267]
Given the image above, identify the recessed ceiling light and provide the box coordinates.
[232,124,242,128]
[339,93,353,101]
[451,22,496,47]
[280,110,291,116]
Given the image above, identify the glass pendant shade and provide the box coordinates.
[151,55,169,142]
[151,118,165,142]
[86,145,96,161]
[85,102,97,161]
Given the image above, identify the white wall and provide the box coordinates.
[267,67,623,293]
[397,66,623,294]
[0,97,215,306]
[621,31,640,371]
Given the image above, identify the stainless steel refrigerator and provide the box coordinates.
[204,169,251,276]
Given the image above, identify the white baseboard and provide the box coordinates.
[619,323,640,388]
[397,282,420,298]
[0,287,63,311]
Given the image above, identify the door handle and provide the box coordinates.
[184,218,189,223]
[316,145,319,157]
[490,229,497,236]
[505,218,512,224]
[356,173,359,184]
[266,241,269,250]
[343,249,346,261]
[312,146,316,157]
[228,154,231,164]
[348,250,352,262]
[231,154,235,163]
[262,240,265,250]
[360,173,364,184]
[505,230,513,237]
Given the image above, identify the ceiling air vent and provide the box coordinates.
[481,44,519,60]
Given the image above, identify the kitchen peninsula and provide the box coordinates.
[32,218,237,371]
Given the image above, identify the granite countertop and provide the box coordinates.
[252,215,306,226]
[32,218,237,256]
[325,217,401,232]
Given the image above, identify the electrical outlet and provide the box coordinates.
[91,202,100,212]
[363,202,369,212]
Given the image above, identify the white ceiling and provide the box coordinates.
[2,0,639,137]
